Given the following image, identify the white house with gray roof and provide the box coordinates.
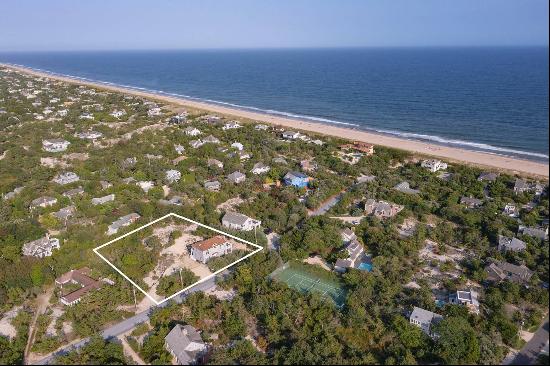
[449,289,480,314]
[53,172,80,185]
[203,135,220,144]
[204,180,221,191]
[3,186,24,201]
[107,213,141,235]
[42,138,70,152]
[282,130,300,140]
[92,194,115,206]
[166,169,182,183]
[421,159,447,172]
[164,324,207,365]
[22,234,60,258]
[409,307,443,338]
[251,162,270,175]
[334,239,366,273]
[30,196,57,209]
[52,205,76,221]
[63,187,84,198]
[222,121,242,130]
[184,127,201,136]
[76,131,103,140]
[189,139,204,149]
[207,158,224,169]
[222,211,261,231]
[227,171,246,184]
[394,181,420,195]
[503,203,519,218]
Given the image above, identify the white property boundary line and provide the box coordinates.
[93,212,263,305]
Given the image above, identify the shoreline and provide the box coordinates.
[2,63,548,178]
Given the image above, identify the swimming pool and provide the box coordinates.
[357,262,372,271]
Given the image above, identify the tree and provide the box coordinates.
[434,316,480,364]
[54,336,127,364]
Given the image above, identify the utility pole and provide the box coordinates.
[179,268,183,289]
[133,286,137,311]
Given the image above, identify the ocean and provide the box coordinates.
[1,47,548,161]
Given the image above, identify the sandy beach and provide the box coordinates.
[3,63,548,178]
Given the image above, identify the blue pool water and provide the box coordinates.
[357,262,373,272]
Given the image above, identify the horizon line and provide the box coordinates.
[1,44,549,54]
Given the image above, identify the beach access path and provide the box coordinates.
[3,64,548,179]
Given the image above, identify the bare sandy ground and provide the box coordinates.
[3,64,548,178]
[303,255,332,271]
[142,225,212,301]
[216,197,245,213]
[0,306,22,339]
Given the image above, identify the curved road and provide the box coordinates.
[33,277,216,365]
[510,317,549,365]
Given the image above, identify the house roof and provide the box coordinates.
[335,258,352,268]
[486,260,534,282]
[456,289,479,307]
[222,211,251,226]
[56,267,102,304]
[410,307,443,325]
[514,178,529,191]
[498,235,527,251]
[341,228,355,240]
[519,226,548,240]
[165,324,205,365]
[252,162,269,170]
[63,187,85,197]
[192,235,229,251]
[43,138,69,144]
[478,172,499,181]
[228,171,245,180]
[461,196,483,206]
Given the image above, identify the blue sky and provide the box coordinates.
[1,0,548,51]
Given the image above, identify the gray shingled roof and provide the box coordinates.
[410,307,443,325]
[165,324,205,365]
[222,211,250,226]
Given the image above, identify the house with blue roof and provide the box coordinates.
[283,171,311,188]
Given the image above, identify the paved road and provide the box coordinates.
[308,192,344,217]
[510,317,549,365]
[33,277,216,365]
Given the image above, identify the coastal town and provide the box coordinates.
[0,65,548,365]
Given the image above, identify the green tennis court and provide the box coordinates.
[271,263,347,308]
